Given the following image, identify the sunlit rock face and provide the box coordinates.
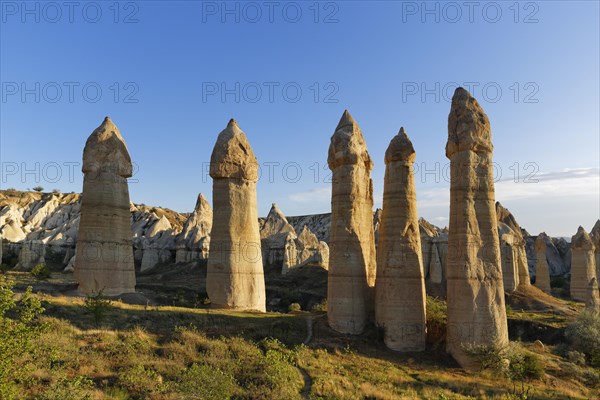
[375,127,426,352]
[570,226,597,302]
[496,202,530,291]
[74,117,136,295]
[534,233,552,294]
[444,88,509,371]
[206,119,266,312]
[327,110,377,335]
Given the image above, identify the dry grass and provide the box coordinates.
[2,272,598,399]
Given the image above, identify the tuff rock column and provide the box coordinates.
[75,117,136,295]
[206,119,266,312]
[327,110,377,334]
[445,88,509,370]
[534,233,551,294]
[570,226,597,302]
[586,277,600,314]
[591,220,600,281]
[375,127,426,351]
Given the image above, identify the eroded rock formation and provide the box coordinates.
[327,110,377,334]
[534,233,551,294]
[586,277,600,314]
[570,226,597,302]
[445,88,509,370]
[591,220,600,281]
[496,202,530,290]
[15,240,45,271]
[74,117,136,295]
[175,194,212,264]
[206,119,266,312]
[375,127,426,351]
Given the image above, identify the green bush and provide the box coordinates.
[176,362,238,400]
[31,263,51,280]
[565,311,600,366]
[119,365,166,397]
[464,340,545,398]
[0,264,11,273]
[310,299,327,312]
[288,303,301,312]
[426,296,447,342]
[39,376,95,400]
[84,291,112,327]
[0,277,45,399]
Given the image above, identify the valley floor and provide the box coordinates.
[2,270,599,399]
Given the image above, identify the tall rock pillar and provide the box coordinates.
[327,110,376,334]
[375,127,426,351]
[570,226,597,302]
[206,119,266,312]
[534,233,552,294]
[75,117,136,295]
[445,88,509,370]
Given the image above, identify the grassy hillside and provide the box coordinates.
[1,271,599,399]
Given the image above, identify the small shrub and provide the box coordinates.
[31,263,51,280]
[84,291,112,327]
[565,311,600,366]
[39,376,94,400]
[0,264,11,273]
[426,296,447,343]
[288,303,301,312]
[176,362,238,400]
[551,276,567,289]
[464,340,544,398]
[119,365,165,397]
[51,188,61,194]
[0,278,45,399]
[311,299,327,312]
[566,350,587,366]
[32,186,44,192]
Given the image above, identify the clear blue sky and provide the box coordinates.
[1,1,598,236]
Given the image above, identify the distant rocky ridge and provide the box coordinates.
[0,189,593,289]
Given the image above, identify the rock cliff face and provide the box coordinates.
[444,88,508,370]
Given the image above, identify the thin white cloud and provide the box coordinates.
[288,187,331,204]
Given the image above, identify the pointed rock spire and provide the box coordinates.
[209,119,259,181]
[534,233,551,293]
[327,111,376,334]
[207,119,265,312]
[376,126,426,352]
[445,87,508,370]
[385,126,416,164]
[82,116,132,177]
[328,110,373,170]
[75,117,136,295]
[571,226,597,302]
[586,277,600,314]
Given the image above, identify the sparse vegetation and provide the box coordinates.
[464,339,545,398]
[32,186,44,192]
[83,290,113,327]
[31,263,51,280]
[565,311,600,367]
[0,277,45,399]
[288,302,301,312]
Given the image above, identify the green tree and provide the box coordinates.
[0,277,46,399]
